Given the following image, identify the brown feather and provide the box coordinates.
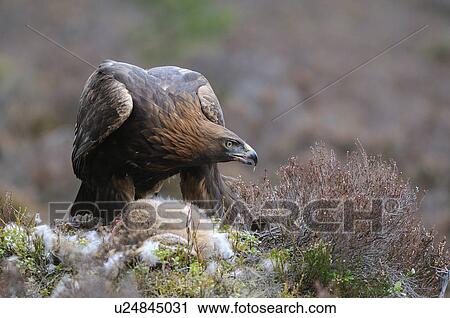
[70,60,254,222]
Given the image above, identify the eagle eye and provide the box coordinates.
[225,140,235,149]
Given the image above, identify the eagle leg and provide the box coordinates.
[180,164,234,218]
[135,180,165,199]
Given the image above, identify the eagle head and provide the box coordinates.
[156,95,258,167]
[197,122,258,166]
[217,131,258,166]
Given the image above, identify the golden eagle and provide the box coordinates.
[70,60,257,220]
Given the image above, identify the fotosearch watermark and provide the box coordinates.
[48,198,402,233]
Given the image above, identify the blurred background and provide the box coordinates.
[0,0,449,238]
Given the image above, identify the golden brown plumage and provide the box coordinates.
[70,60,257,222]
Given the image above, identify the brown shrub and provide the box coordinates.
[231,143,449,297]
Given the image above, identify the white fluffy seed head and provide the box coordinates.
[34,213,42,225]
[58,230,103,258]
[205,261,218,274]
[104,252,125,275]
[261,258,275,272]
[212,232,234,259]
[34,224,57,252]
[79,231,102,255]
[139,239,160,266]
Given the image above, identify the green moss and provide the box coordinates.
[286,241,393,297]
[269,248,291,280]
[300,242,334,287]
[133,260,238,297]
[155,245,196,270]
[331,270,391,297]
[229,230,260,255]
[0,225,70,296]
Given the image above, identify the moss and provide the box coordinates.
[269,248,291,280]
[0,225,70,296]
[285,241,393,297]
[288,242,334,293]
[132,238,246,297]
[229,230,260,255]
[331,270,391,297]
[302,243,334,287]
[155,245,197,271]
[133,260,241,297]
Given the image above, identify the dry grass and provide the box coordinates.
[0,192,35,228]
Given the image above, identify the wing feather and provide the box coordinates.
[197,83,224,126]
[72,62,133,177]
[147,66,225,126]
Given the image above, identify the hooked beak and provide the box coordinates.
[231,143,258,166]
